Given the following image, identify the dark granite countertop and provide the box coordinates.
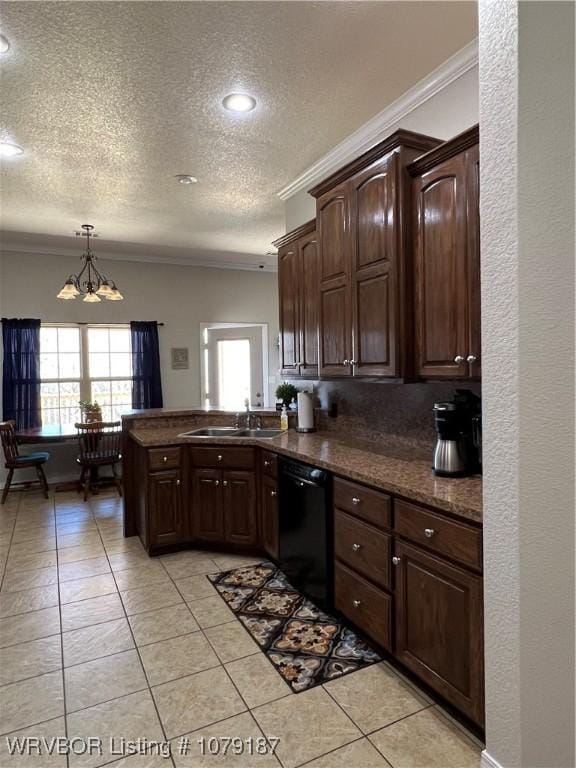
[129,426,482,524]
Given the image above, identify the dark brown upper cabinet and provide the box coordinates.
[310,130,441,379]
[409,125,480,379]
[274,220,319,378]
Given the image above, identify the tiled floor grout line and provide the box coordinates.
[93,511,178,768]
[53,493,71,768]
[0,495,20,593]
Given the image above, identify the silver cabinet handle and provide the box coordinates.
[352,599,362,608]
[214,480,220,486]
[217,455,223,462]
[352,496,361,505]
[222,480,228,486]
[424,528,435,538]
[342,359,350,365]
[270,490,277,497]
[454,356,465,364]
[352,543,362,552]
[350,359,357,365]
[163,456,168,462]
[264,460,270,466]
[392,556,401,565]
[467,355,477,363]
[176,479,181,486]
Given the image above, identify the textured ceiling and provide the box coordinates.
[0,1,477,267]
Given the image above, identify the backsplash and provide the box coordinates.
[291,380,481,454]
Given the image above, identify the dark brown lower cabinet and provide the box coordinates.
[191,468,224,542]
[147,469,185,548]
[394,540,484,725]
[223,470,257,547]
[260,473,279,560]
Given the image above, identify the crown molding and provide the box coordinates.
[277,39,478,201]
[272,218,316,248]
[0,244,278,273]
[407,124,479,177]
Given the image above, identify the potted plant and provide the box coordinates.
[275,383,299,408]
[79,399,102,423]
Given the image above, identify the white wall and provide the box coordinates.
[285,65,479,231]
[0,252,280,482]
[479,1,575,766]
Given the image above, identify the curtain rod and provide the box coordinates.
[39,322,165,327]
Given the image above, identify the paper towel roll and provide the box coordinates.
[297,392,315,431]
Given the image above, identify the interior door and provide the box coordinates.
[206,326,264,408]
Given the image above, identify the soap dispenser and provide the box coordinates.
[280,404,289,431]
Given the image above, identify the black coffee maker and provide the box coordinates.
[433,390,481,477]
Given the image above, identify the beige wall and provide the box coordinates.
[285,65,479,231]
[479,1,575,766]
[0,252,279,482]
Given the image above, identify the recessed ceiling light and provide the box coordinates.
[0,35,10,54]
[0,142,23,158]
[175,174,198,185]
[222,93,257,113]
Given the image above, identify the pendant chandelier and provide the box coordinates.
[57,224,124,302]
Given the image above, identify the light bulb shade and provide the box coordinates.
[83,292,101,303]
[106,284,124,301]
[57,280,80,300]
[96,281,114,297]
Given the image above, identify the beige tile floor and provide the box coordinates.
[0,489,483,768]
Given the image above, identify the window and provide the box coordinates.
[40,324,132,425]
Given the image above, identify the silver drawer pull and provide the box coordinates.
[223,480,228,486]
[264,460,270,466]
[163,456,168,462]
[392,556,401,565]
[454,355,465,364]
[217,454,223,462]
[214,480,220,486]
[352,496,361,505]
[424,528,435,538]
[270,490,277,497]
[352,599,362,608]
[176,479,181,486]
[352,543,362,552]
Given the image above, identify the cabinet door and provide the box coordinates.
[349,157,398,377]
[191,468,224,542]
[278,243,300,377]
[317,185,352,377]
[466,145,481,379]
[223,470,258,547]
[298,231,320,376]
[147,470,185,547]
[413,153,470,378]
[394,540,484,725]
[260,474,279,560]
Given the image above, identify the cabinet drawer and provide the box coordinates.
[148,447,181,471]
[260,450,278,479]
[191,447,255,470]
[394,499,482,572]
[335,562,392,651]
[334,477,391,529]
[335,511,391,590]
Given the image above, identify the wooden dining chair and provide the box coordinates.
[75,421,123,501]
[0,420,50,504]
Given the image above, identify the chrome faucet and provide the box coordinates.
[234,399,262,430]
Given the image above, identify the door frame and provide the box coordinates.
[200,322,270,407]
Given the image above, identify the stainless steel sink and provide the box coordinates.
[179,427,242,437]
[178,426,286,439]
[235,429,286,438]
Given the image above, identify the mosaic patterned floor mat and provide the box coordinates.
[208,561,382,693]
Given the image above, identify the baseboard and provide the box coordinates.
[481,749,504,768]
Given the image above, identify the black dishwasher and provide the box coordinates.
[278,458,333,608]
